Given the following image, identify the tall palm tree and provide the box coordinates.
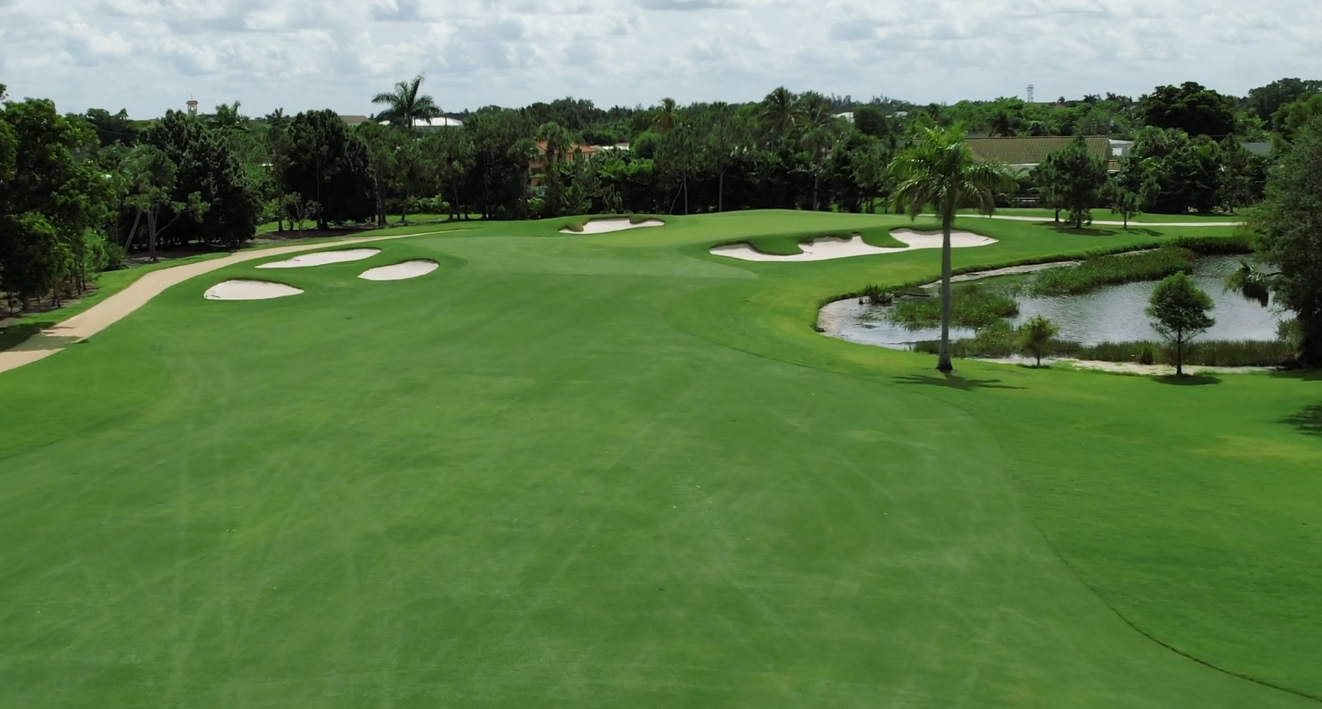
[798,92,839,210]
[759,87,800,142]
[654,97,679,135]
[890,126,1015,372]
[372,74,442,134]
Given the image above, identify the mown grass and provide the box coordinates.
[557,213,667,233]
[1,210,1318,708]
[734,224,907,255]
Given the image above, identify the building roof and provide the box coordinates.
[340,115,371,126]
[966,135,1116,171]
[378,117,463,128]
[1244,142,1274,156]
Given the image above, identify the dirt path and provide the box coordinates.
[0,230,458,376]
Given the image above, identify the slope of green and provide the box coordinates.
[0,211,1317,708]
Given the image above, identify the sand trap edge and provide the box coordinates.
[204,280,306,300]
[358,260,441,281]
[560,218,665,234]
[256,248,382,269]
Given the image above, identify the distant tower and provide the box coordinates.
[186,98,199,116]
[1027,84,1035,104]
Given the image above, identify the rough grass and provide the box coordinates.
[1031,246,1195,295]
[889,285,1019,329]
[1,210,1318,708]
[917,337,1295,367]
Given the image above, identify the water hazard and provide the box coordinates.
[820,256,1288,349]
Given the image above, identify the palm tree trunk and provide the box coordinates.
[718,172,724,213]
[937,209,955,373]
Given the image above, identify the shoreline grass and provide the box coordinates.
[1030,246,1195,295]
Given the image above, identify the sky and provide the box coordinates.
[1,0,1320,119]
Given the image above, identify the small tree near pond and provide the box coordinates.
[1147,273,1215,376]
[1017,315,1059,367]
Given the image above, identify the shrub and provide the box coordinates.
[1018,315,1060,366]
[1170,234,1255,255]
[861,284,891,305]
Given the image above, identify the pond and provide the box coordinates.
[819,256,1288,350]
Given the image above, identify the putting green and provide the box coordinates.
[1,211,1319,708]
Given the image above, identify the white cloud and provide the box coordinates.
[1,0,1320,118]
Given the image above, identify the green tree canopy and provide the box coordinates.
[1038,137,1108,228]
[1247,77,1322,128]
[1147,272,1215,376]
[282,109,375,228]
[1236,114,1322,366]
[1138,82,1236,138]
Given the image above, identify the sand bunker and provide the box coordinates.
[561,218,664,234]
[358,260,440,281]
[204,280,305,301]
[256,248,380,269]
[710,229,997,262]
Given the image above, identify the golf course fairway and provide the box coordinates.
[1,211,1319,708]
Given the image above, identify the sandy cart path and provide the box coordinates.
[0,230,456,375]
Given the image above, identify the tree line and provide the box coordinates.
[5,75,1322,367]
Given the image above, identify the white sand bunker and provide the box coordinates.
[257,248,380,269]
[710,229,997,262]
[561,218,664,234]
[358,260,440,281]
[204,280,304,301]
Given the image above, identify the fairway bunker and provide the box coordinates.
[256,248,380,269]
[358,260,440,281]
[561,218,664,234]
[710,229,997,262]
[204,280,304,301]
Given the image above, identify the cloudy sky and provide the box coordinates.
[1,0,1319,118]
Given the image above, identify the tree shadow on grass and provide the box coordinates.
[0,322,51,352]
[893,372,1025,391]
[1270,369,1322,382]
[1280,405,1322,438]
[1153,374,1221,386]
